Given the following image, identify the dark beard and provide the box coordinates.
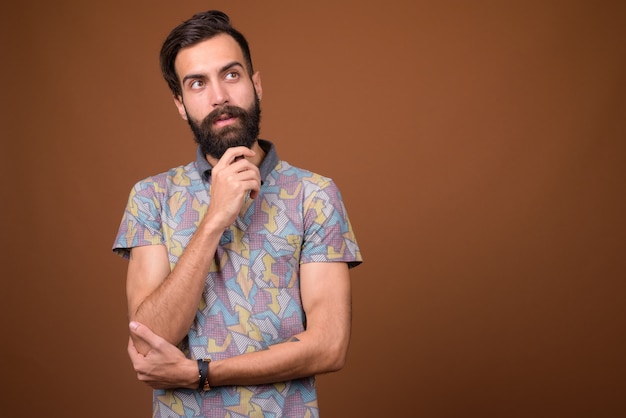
[187,98,261,160]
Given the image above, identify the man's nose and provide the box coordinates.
[211,81,229,107]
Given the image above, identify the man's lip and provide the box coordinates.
[213,115,237,127]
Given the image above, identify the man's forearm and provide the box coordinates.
[134,330,347,390]
[130,217,225,352]
[206,332,347,387]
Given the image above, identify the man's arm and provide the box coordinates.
[127,147,261,355]
[128,261,352,388]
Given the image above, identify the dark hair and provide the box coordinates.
[159,10,254,97]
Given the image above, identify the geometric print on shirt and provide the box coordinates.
[113,141,362,418]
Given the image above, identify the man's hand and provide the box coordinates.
[205,146,261,229]
[127,321,198,390]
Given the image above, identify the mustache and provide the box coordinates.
[203,105,248,126]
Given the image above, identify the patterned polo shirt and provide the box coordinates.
[113,140,362,418]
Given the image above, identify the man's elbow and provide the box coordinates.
[322,343,349,373]
[327,356,347,373]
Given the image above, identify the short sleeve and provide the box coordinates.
[112,179,165,259]
[300,179,362,268]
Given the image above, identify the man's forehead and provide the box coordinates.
[175,34,245,73]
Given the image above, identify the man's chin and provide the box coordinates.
[212,125,244,140]
[199,136,255,159]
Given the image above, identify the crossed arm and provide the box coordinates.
[127,260,352,389]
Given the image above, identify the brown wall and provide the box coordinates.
[3,1,625,417]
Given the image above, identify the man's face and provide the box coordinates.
[185,91,261,160]
[173,34,263,160]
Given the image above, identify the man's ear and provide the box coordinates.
[173,95,188,120]
[252,71,262,101]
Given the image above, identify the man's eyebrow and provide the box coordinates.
[182,73,206,84]
[181,61,245,85]
[220,61,245,73]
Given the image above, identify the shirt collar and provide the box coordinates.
[196,139,278,183]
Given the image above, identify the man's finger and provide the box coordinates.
[127,336,139,357]
[218,146,256,167]
[129,321,162,347]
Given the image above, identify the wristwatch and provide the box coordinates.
[202,359,211,391]
[197,358,212,391]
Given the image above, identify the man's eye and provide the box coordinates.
[225,72,239,80]
[190,80,204,89]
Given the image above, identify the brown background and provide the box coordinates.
[2,1,625,417]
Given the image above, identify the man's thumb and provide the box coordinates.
[129,321,144,336]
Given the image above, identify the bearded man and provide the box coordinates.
[112,10,362,418]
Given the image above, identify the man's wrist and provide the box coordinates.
[183,358,201,389]
[199,213,230,236]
